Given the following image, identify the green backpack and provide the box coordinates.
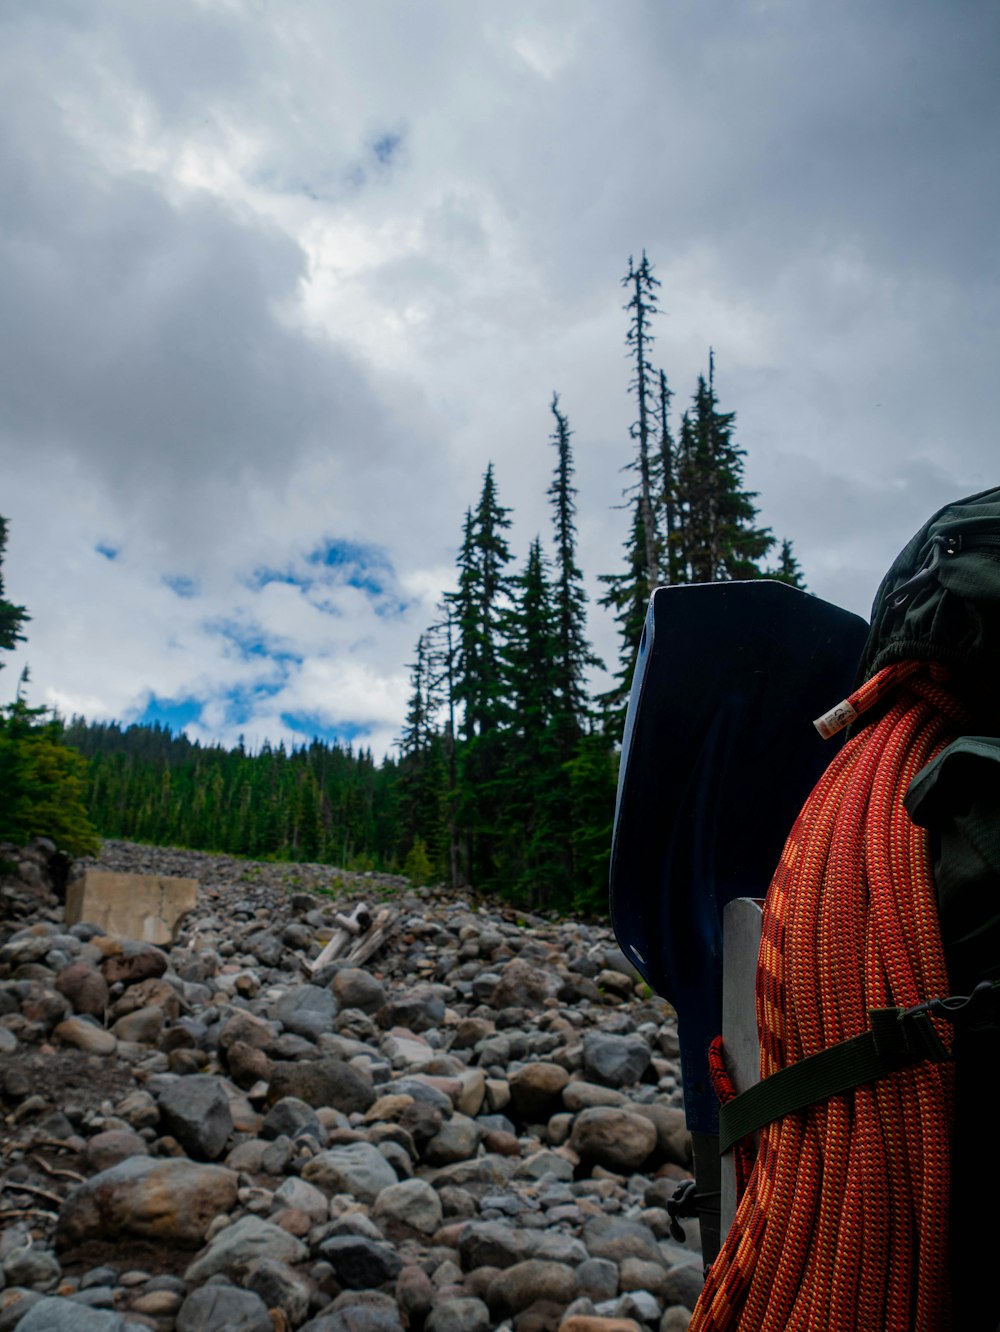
[861,485,1000,1324]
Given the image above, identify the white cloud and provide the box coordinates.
[2,0,998,756]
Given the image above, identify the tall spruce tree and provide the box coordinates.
[658,369,682,585]
[447,465,513,884]
[623,253,662,589]
[598,254,665,726]
[676,353,776,581]
[494,538,562,904]
[547,394,600,738]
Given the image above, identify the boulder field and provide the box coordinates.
[0,839,701,1331]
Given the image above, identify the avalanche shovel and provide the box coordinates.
[609,580,868,1259]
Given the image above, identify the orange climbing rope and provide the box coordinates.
[691,660,968,1332]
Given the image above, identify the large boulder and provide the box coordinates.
[57,1157,238,1248]
[185,1214,308,1282]
[569,1106,657,1172]
[157,1075,234,1160]
[301,1141,399,1202]
[269,1057,376,1114]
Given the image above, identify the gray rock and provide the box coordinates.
[269,1058,375,1114]
[377,989,445,1033]
[486,1259,576,1319]
[262,1095,324,1141]
[582,1216,666,1268]
[17,1299,127,1330]
[372,1177,442,1236]
[422,1113,482,1166]
[274,984,337,1040]
[489,959,561,1009]
[507,1061,570,1122]
[457,1221,533,1271]
[245,929,284,967]
[157,1074,233,1160]
[561,1080,628,1111]
[332,968,386,1014]
[2,1246,60,1289]
[569,1105,657,1171]
[245,1257,314,1324]
[85,1129,149,1172]
[582,1031,652,1087]
[55,961,109,1016]
[425,1297,491,1332]
[301,1295,404,1331]
[272,1174,330,1222]
[319,1235,403,1289]
[185,1215,307,1282]
[661,1307,694,1330]
[176,1284,273,1332]
[661,1262,705,1311]
[301,1141,399,1202]
[576,1256,619,1301]
[395,1265,433,1326]
[633,1102,693,1167]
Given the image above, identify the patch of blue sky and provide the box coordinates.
[243,565,310,593]
[163,574,199,598]
[137,695,202,733]
[244,542,410,619]
[307,537,400,601]
[95,542,119,561]
[373,132,402,165]
[206,616,303,666]
[222,681,285,728]
[281,711,369,748]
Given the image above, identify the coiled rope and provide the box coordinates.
[690,660,968,1332]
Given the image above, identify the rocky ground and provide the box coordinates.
[0,838,701,1332]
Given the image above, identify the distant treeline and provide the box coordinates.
[63,720,406,874]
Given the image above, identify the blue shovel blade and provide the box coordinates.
[609,581,869,1136]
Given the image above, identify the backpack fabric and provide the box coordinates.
[855,485,1000,728]
[865,486,1000,1327]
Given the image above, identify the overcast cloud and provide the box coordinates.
[2,0,997,756]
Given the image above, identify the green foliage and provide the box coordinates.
[0,518,29,660]
[0,699,100,856]
[402,837,433,885]
[0,520,98,857]
[64,718,405,870]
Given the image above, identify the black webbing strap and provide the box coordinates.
[718,1005,950,1156]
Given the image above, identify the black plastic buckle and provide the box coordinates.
[666,1179,699,1243]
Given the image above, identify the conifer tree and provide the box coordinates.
[447,465,513,884]
[598,255,666,726]
[676,353,776,581]
[623,253,662,589]
[495,538,562,904]
[0,517,28,661]
[658,369,682,585]
[547,394,601,738]
[450,465,512,739]
[769,538,806,588]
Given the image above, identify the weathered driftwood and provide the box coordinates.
[345,906,397,968]
[303,901,371,975]
[302,900,399,975]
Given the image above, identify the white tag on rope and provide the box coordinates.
[813,699,858,739]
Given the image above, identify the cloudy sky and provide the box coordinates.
[2,1,997,757]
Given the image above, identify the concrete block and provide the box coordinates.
[65,871,198,945]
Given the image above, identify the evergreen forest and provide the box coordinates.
[46,255,803,915]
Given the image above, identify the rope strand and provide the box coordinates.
[691,662,964,1331]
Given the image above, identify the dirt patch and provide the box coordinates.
[3,1048,137,1116]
